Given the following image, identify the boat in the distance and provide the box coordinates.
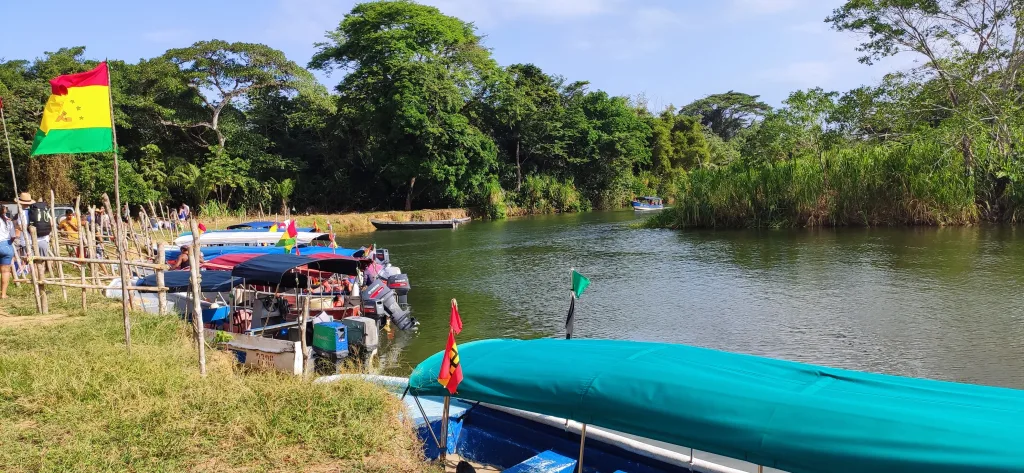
[632,196,666,212]
[370,217,471,230]
[327,337,1024,473]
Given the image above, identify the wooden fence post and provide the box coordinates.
[24,226,40,312]
[88,206,100,284]
[188,218,207,376]
[300,295,310,374]
[102,193,131,353]
[49,190,67,303]
[156,243,166,315]
[75,196,87,310]
[29,227,47,315]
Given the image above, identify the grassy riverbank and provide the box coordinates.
[201,208,471,234]
[0,286,432,472]
[645,142,1013,229]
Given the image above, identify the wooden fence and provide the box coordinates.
[16,192,176,316]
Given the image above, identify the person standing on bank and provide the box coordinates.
[14,192,52,274]
[0,209,15,298]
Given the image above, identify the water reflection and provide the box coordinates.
[337,214,1024,388]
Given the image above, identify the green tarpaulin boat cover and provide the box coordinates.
[408,338,1024,473]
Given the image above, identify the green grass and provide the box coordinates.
[0,285,433,473]
[648,142,982,229]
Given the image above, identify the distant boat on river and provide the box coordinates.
[632,196,666,212]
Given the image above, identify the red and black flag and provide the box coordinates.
[438,298,464,394]
[437,330,463,394]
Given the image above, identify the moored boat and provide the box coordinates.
[172,231,333,248]
[632,196,665,212]
[345,337,1024,473]
[370,217,471,230]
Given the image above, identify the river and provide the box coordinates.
[336,211,1024,389]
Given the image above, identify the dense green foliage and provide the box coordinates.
[2,0,1024,225]
[652,0,1024,227]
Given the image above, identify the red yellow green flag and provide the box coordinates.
[276,219,298,253]
[30,62,113,156]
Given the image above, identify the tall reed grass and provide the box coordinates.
[648,142,980,228]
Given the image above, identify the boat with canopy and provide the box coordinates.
[404,338,1024,473]
[172,231,333,248]
[632,196,665,211]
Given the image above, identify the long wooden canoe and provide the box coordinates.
[370,217,471,230]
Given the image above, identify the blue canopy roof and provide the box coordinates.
[139,270,242,292]
[231,253,362,287]
[409,338,1024,473]
[226,221,277,230]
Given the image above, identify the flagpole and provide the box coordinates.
[0,106,18,200]
[106,60,132,353]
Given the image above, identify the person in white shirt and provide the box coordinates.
[0,209,14,298]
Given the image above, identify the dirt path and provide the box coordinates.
[0,305,71,328]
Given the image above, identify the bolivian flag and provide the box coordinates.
[30,62,113,156]
[276,219,298,253]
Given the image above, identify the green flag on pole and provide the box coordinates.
[572,270,590,299]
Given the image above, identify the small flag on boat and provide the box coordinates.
[438,298,464,394]
[30,62,114,156]
[572,270,590,299]
[438,331,463,394]
[450,299,463,335]
[269,223,278,232]
[276,219,297,253]
[197,222,206,238]
[565,270,589,340]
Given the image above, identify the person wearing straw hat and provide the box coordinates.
[13,192,51,275]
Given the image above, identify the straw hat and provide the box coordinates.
[16,192,34,205]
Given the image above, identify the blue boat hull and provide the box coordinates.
[632,203,664,211]
[418,402,688,472]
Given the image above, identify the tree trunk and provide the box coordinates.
[515,140,522,192]
[960,134,974,176]
[405,176,416,211]
[280,199,288,216]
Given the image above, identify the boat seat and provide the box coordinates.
[504,450,576,473]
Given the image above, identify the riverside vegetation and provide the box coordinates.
[2,1,1023,226]
[0,285,434,472]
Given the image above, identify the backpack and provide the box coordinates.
[28,202,52,237]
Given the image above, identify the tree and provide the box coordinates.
[487,64,568,191]
[827,0,1023,171]
[275,178,295,215]
[649,107,711,172]
[680,91,771,141]
[310,1,500,210]
[162,40,318,152]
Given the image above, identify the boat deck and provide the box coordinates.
[444,454,501,473]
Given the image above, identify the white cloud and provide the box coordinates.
[143,29,193,44]
[568,6,685,57]
[758,60,839,88]
[266,0,621,47]
[790,21,827,34]
[730,0,801,15]
[428,0,620,25]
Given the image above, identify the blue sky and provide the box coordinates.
[2,0,914,107]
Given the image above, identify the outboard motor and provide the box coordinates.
[360,279,416,330]
[374,248,390,266]
[386,273,411,308]
[341,316,379,362]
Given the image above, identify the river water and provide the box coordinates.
[337,211,1024,389]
